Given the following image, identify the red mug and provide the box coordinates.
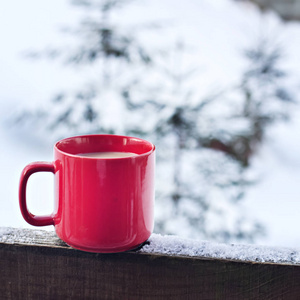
[19,134,155,253]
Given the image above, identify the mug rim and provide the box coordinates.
[54,134,155,159]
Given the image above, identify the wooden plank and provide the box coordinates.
[1,227,300,299]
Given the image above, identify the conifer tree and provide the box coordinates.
[16,2,293,242]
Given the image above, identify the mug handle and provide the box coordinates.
[19,162,55,226]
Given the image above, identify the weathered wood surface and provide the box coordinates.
[1,227,300,299]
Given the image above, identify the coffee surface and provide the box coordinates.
[77,151,138,158]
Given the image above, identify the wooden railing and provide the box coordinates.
[1,227,300,299]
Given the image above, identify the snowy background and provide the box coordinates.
[1,0,300,247]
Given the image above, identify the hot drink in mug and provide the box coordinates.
[77,151,138,158]
[19,134,155,253]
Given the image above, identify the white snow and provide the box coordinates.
[140,233,300,264]
[0,227,58,245]
[0,0,300,247]
[1,227,300,265]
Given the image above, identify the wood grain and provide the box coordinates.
[1,228,300,299]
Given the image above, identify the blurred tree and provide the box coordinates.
[17,0,153,137]
[122,42,265,241]
[207,40,294,168]
[15,1,293,243]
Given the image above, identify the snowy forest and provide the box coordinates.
[1,0,300,246]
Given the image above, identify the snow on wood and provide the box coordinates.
[0,227,67,248]
[141,233,300,265]
[1,227,300,265]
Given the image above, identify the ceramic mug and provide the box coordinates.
[19,134,155,253]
